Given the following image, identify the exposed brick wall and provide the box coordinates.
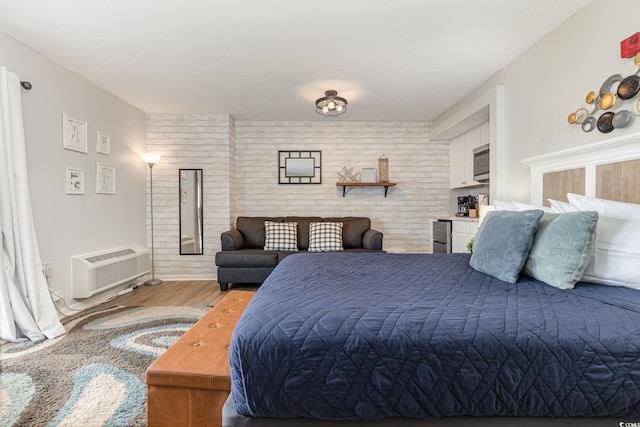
[145,114,232,279]
[146,115,450,279]
[235,121,450,253]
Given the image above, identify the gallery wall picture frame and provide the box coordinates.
[97,131,111,155]
[65,167,85,195]
[62,113,88,153]
[96,163,116,194]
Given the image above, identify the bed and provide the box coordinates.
[229,251,640,423]
[222,138,640,426]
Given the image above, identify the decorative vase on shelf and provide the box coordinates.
[378,155,389,183]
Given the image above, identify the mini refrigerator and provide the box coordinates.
[433,220,452,253]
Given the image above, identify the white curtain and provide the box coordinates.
[0,67,65,342]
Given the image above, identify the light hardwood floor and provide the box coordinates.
[63,281,259,322]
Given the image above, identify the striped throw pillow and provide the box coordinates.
[264,221,298,251]
[308,222,343,252]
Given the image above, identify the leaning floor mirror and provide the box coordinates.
[179,169,204,255]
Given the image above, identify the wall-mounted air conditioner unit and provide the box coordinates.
[72,245,150,298]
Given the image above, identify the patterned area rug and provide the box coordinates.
[1,305,209,427]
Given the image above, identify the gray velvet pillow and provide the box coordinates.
[469,209,544,283]
[522,211,598,289]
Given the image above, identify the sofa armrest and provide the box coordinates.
[362,229,383,250]
[221,229,244,251]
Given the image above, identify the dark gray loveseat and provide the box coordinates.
[215,216,384,291]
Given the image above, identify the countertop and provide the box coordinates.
[437,216,479,222]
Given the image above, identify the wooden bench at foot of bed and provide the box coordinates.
[146,290,254,427]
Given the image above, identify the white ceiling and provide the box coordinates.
[0,0,590,121]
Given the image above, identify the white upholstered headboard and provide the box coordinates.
[522,133,640,206]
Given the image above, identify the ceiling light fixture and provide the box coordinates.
[315,90,347,117]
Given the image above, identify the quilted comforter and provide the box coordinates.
[229,252,640,420]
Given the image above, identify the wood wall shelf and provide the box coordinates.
[336,182,397,197]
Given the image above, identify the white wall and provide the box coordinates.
[1,34,147,309]
[433,0,640,203]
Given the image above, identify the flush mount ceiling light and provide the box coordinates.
[315,90,348,117]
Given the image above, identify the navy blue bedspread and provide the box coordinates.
[230,252,640,420]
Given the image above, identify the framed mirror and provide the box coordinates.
[279,150,321,184]
[179,169,204,255]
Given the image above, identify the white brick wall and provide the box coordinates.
[235,121,450,253]
[146,114,233,279]
[145,115,451,279]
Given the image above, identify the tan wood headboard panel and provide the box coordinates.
[523,136,640,205]
[596,158,640,203]
[542,168,585,207]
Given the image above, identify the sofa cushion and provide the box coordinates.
[236,217,283,249]
[284,216,323,250]
[324,217,371,249]
[308,222,344,252]
[264,221,298,251]
[215,249,278,268]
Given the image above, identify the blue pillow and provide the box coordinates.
[522,211,598,289]
[469,209,544,283]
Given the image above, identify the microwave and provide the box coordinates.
[473,144,490,182]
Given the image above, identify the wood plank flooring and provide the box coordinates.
[63,281,259,322]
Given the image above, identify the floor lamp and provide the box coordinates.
[141,153,162,286]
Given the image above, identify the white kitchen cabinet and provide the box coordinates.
[449,135,467,189]
[449,125,483,189]
[452,220,478,253]
[480,121,489,146]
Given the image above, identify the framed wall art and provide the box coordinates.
[62,113,88,153]
[97,131,111,155]
[96,163,116,194]
[65,167,85,195]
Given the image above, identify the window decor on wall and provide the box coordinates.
[567,35,640,134]
[96,163,115,194]
[62,113,88,153]
[65,167,84,195]
[278,150,321,184]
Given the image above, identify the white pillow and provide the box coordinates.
[513,201,553,212]
[567,193,640,221]
[493,200,552,212]
[548,199,578,213]
[492,200,517,210]
[580,216,640,290]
